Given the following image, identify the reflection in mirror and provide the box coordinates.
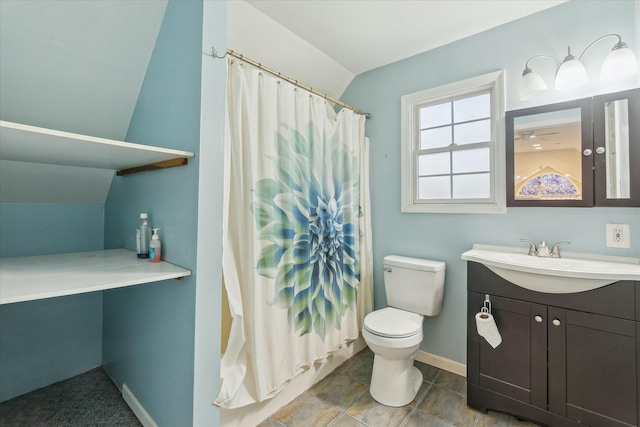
[605,99,630,199]
[513,109,582,200]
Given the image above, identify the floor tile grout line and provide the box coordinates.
[267,417,286,426]
[310,373,369,413]
[399,405,417,427]
[413,379,434,408]
[328,411,370,427]
[339,386,369,422]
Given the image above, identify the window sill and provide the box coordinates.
[401,201,506,214]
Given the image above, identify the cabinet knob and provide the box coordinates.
[583,148,593,156]
[534,315,543,323]
[552,319,561,326]
[595,146,606,154]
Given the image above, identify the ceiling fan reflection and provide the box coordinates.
[515,130,559,141]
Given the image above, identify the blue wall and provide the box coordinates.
[102,1,202,426]
[0,204,104,401]
[341,1,640,363]
[192,1,227,425]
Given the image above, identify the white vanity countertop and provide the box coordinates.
[462,244,640,293]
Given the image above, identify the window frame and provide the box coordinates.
[401,70,506,214]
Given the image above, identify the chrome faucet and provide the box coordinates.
[550,241,571,258]
[520,239,571,258]
[519,238,538,256]
[538,241,550,257]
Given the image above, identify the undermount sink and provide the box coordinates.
[461,244,640,294]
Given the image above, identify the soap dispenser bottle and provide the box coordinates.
[149,228,161,263]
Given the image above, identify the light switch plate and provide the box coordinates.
[606,224,630,248]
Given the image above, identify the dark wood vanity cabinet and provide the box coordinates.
[548,307,637,426]
[467,262,639,427]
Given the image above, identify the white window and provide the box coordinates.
[401,71,506,213]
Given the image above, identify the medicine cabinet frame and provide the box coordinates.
[506,88,640,207]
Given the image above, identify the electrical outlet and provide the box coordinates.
[606,224,630,248]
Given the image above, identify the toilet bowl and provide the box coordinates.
[363,256,445,407]
[363,307,424,406]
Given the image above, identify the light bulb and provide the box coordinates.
[555,53,588,90]
[601,43,639,81]
[519,68,547,100]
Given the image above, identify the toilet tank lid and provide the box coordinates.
[384,255,445,272]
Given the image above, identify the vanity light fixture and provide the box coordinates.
[519,34,638,100]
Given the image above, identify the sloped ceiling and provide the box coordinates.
[0,0,168,140]
[0,0,568,205]
[0,0,167,204]
[229,0,567,100]
[0,0,567,142]
[245,0,568,76]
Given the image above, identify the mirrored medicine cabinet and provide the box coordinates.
[506,88,639,207]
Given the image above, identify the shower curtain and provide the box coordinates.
[214,59,373,409]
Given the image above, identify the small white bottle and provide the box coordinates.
[149,228,162,263]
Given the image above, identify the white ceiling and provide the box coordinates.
[228,0,569,100]
[0,0,567,142]
[244,0,567,76]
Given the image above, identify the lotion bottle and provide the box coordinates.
[149,228,162,263]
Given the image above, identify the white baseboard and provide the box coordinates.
[414,349,467,377]
[122,383,158,427]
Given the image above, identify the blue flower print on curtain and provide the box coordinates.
[251,123,360,340]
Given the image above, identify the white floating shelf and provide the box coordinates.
[0,249,191,305]
[0,120,194,173]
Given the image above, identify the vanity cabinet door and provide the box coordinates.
[468,292,547,408]
[548,307,638,427]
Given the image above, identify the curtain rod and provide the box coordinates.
[209,48,371,119]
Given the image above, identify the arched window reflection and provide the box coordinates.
[518,173,579,199]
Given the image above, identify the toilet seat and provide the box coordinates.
[364,307,423,338]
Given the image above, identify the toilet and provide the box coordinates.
[362,255,445,407]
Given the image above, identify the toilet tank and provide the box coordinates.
[383,255,446,316]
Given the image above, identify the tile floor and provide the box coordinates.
[259,348,540,427]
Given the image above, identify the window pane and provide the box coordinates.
[453,173,490,199]
[419,152,450,176]
[452,147,490,173]
[420,126,452,149]
[418,176,451,199]
[454,119,490,145]
[454,93,490,122]
[420,102,451,128]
